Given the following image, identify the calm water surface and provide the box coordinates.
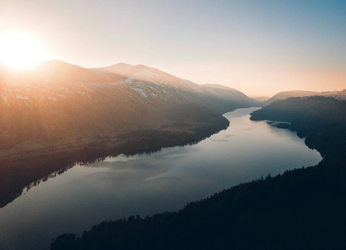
[0,108,322,250]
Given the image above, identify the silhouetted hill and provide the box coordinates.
[51,158,346,250]
[50,96,346,250]
[251,96,346,159]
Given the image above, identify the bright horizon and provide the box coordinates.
[1,0,345,97]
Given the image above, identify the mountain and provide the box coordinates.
[251,96,346,159]
[263,90,319,106]
[263,89,346,106]
[92,64,261,114]
[0,60,259,207]
[198,83,261,113]
[320,89,346,100]
[0,61,259,152]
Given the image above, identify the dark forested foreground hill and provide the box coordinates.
[51,96,346,249]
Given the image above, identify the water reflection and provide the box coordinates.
[0,108,322,250]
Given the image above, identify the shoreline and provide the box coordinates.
[0,117,229,208]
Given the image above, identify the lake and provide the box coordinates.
[0,107,322,250]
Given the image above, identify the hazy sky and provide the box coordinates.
[1,0,345,96]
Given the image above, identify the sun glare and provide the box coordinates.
[0,31,48,69]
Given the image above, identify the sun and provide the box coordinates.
[0,31,48,69]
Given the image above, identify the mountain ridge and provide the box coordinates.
[264,89,346,106]
[0,59,260,152]
[0,59,259,208]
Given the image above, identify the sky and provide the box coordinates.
[1,0,345,97]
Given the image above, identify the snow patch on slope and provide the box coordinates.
[16,95,29,100]
[125,78,134,84]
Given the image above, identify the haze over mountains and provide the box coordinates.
[263,89,346,106]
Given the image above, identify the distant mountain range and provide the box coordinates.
[263,89,346,106]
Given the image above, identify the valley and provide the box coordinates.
[2,2,345,249]
[50,96,346,250]
[0,107,322,250]
[0,60,257,208]
[1,61,345,250]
